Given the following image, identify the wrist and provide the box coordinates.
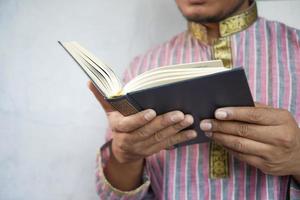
[104,155,145,191]
[109,149,144,170]
[102,142,145,191]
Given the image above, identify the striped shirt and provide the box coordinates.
[96,17,300,200]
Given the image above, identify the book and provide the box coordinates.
[59,41,254,146]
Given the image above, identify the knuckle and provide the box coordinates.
[117,119,127,132]
[212,120,226,132]
[166,136,178,148]
[110,124,118,132]
[237,124,249,137]
[248,109,263,122]
[263,147,277,161]
[211,120,220,131]
[232,140,244,152]
[182,131,192,141]
[154,132,164,142]
[261,162,278,175]
[115,142,126,154]
[110,119,120,132]
[117,136,130,151]
[178,131,192,143]
[283,135,293,146]
[172,122,185,132]
[118,141,128,151]
[165,138,173,149]
[260,163,271,174]
[160,114,170,127]
[136,127,150,138]
[277,134,295,148]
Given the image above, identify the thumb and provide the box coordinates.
[87,81,115,113]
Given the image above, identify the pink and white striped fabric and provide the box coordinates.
[96,17,300,200]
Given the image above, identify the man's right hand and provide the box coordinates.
[108,108,197,164]
[88,81,197,190]
[88,81,197,164]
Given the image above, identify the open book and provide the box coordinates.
[59,41,254,146]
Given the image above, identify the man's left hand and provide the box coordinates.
[200,103,300,181]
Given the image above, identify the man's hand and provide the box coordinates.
[88,81,197,190]
[200,103,300,181]
[107,109,196,164]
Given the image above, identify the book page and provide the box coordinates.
[63,43,110,96]
[60,41,123,97]
[123,60,227,94]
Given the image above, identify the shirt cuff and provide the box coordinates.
[290,176,300,199]
[96,141,152,199]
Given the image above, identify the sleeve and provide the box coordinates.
[95,132,155,200]
[289,176,300,200]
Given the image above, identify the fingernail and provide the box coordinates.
[170,114,182,122]
[200,121,212,131]
[144,110,156,121]
[187,131,197,138]
[180,115,194,126]
[205,132,212,138]
[215,110,228,119]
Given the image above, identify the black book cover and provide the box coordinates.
[107,67,254,147]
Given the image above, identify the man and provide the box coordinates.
[91,0,300,199]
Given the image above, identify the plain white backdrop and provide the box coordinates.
[0,0,299,199]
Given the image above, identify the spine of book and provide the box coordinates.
[106,95,140,116]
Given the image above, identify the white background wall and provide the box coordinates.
[0,0,299,199]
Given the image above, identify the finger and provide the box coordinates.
[113,109,156,132]
[214,106,283,125]
[211,132,273,159]
[88,81,114,113]
[200,119,280,145]
[141,114,194,148]
[146,130,197,154]
[130,111,185,143]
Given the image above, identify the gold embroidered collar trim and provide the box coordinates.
[188,1,258,42]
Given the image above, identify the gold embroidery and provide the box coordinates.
[209,142,230,179]
[210,35,233,177]
[209,36,232,179]
[220,2,257,37]
[213,38,233,68]
[188,1,257,43]
[188,22,208,44]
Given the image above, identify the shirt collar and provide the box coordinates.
[188,1,258,43]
